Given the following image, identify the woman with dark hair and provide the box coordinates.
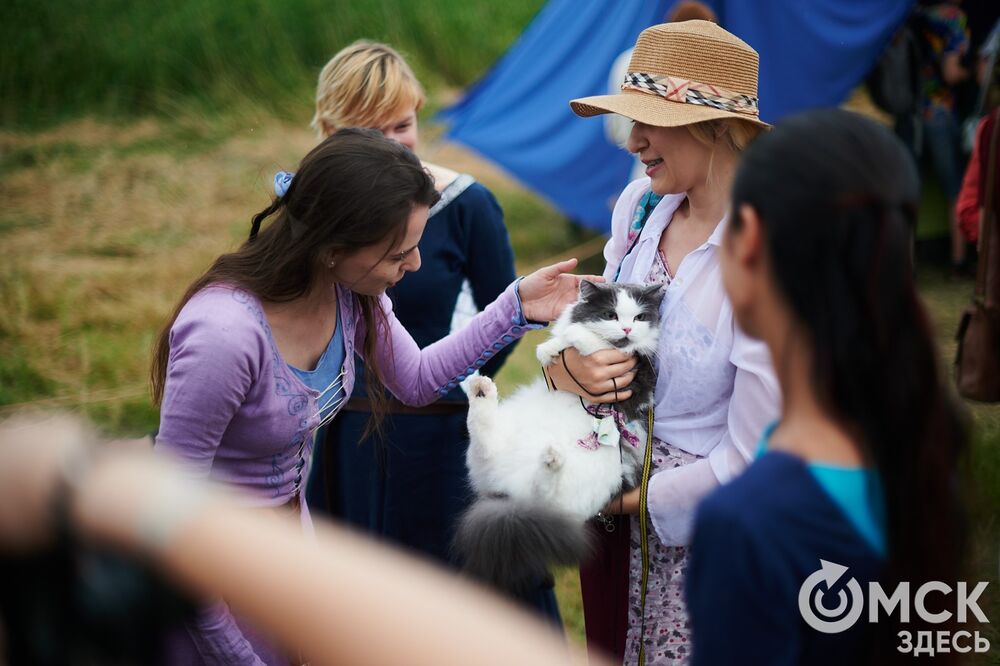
[686,108,968,665]
[149,128,589,665]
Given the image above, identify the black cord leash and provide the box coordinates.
[560,350,606,398]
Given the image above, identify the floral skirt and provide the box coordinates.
[623,439,701,665]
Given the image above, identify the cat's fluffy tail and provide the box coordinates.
[453,496,591,597]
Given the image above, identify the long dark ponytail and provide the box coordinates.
[151,128,439,434]
[730,109,968,662]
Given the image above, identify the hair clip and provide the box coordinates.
[274,171,295,198]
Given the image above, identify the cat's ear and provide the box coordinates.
[578,280,603,300]
[642,283,666,301]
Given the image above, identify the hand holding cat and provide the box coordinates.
[546,347,638,404]
[517,258,605,322]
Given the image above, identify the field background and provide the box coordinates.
[1,0,997,659]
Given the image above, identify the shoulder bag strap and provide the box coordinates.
[636,409,654,665]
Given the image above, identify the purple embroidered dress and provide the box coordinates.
[155,281,538,665]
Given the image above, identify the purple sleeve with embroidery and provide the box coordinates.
[366,281,540,405]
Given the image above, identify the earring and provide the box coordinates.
[328,260,336,268]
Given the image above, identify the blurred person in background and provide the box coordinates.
[956,19,1000,244]
[914,0,973,274]
[298,41,560,620]
[687,108,968,665]
[557,21,781,664]
[0,413,603,666]
[150,127,589,665]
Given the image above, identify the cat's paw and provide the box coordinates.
[467,376,497,401]
[535,339,564,367]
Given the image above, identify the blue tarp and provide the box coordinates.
[438,0,915,231]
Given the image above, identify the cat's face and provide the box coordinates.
[571,281,664,348]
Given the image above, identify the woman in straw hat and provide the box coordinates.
[545,20,781,664]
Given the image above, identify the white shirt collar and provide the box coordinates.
[706,215,729,247]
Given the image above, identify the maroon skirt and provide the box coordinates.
[580,515,631,663]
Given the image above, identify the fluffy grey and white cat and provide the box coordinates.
[454,280,664,595]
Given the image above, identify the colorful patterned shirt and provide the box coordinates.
[917,4,970,122]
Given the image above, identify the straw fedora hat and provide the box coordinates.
[571,20,768,129]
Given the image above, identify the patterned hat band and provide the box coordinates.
[622,72,760,117]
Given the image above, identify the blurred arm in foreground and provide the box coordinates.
[0,413,603,666]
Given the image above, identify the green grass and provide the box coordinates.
[0,350,57,405]
[1,0,545,129]
[917,168,951,240]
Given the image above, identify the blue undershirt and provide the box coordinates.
[289,318,346,422]
[756,421,887,556]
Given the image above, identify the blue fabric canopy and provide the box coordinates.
[438,0,914,231]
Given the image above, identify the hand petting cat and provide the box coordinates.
[517,258,605,322]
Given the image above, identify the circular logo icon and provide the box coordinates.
[798,559,865,634]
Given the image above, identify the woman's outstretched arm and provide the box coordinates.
[373,258,603,406]
[0,414,606,666]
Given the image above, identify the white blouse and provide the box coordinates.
[603,178,782,546]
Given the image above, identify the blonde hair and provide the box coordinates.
[684,118,764,154]
[684,119,765,186]
[312,40,426,138]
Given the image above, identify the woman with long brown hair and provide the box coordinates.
[150,128,589,665]
[302,41,554,617]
